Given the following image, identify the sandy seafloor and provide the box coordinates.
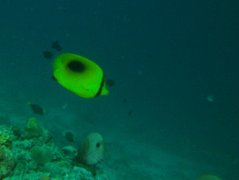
[0,88,237,180]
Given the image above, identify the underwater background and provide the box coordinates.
[0,0,238,179]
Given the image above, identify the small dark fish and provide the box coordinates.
[64,131,75,142]
[128,110,133,117]
[43,51,53,59]
[106,79,115,87]
[51,75,57,81]
[11,126,22,138]
[29,103,45,115]
[123,98,127,103]
[52,40,62,51]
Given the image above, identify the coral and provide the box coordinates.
[62,145,77,160]
[77,132,105,166]
[39,175,50,180]
[23,117,43,139]
[26,117,39,129]
[44,160,72,177]
[0,126,12,146]
[30,145,54,165]
[0,146,16,178]
[64,131,75,142]
[0,125,109,179]
[0,131,9,145]
[11,125,22,138]
[64,166,109,180]
[65,166,97,180]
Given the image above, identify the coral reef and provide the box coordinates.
[0,126,12,146]
[23,117,43,139]
[0,118,109,179]
[30,145,55,165]
[0,142,16,178]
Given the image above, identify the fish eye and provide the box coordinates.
[96,142,101,148]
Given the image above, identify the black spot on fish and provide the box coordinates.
[67,60,85,72]
[96,142,101,148]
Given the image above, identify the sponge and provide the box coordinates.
[77,132,105,165]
